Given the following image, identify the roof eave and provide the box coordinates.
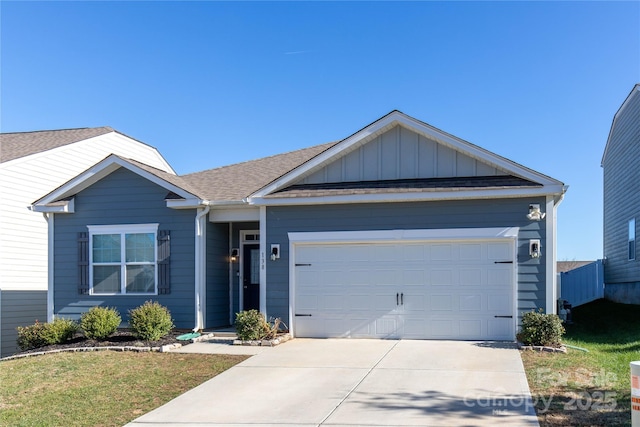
[31,198,75,213]
[248,184,567,206]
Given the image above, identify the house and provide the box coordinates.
[602,84,640,304]
[32,111,567,340]
[0,128,174,357]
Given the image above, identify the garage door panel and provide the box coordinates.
[430,244,453,261]
[431,269,454,286]
[459,243,482,260]
[294,239,515,340]
[459,294,482,311]
[459,320,482,337]
[487,242,512,260]
[459,268,484,286]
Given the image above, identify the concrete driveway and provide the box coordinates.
[127,339,538,427]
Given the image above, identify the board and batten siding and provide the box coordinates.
[0,132,172,293]
[264,198,547,323]
[603,87,640,294]
[301,126,505,185]
[52,168,197,328]
[0,290,47,357]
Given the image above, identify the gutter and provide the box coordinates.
[194,202,211,331]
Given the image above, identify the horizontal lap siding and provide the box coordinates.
[0,134,172,292]
[53,168,196,328]
[603,91,640,284]
[206,222,230,327]
[0,290,47,357]
[265,198,546,322]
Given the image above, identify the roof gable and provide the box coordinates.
[0,127,114,163]
[602,84,640,166]
[250,110,564,201]
[33,155,202,211]
[298,125,507,186]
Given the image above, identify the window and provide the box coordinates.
[88,224,159,295]
[630,218,636,261]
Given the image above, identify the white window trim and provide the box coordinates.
[88,223,159,296]
[630,218,636,261]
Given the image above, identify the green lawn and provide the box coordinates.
[521,299,640,427]
[0,351,248,427]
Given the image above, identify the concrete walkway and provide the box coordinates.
[127,339,539,427]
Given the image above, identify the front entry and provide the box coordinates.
[242,244,260,311]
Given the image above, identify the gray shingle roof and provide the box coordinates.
[123,157,204,199]
[181,142,338,201]
[0,127,114,163]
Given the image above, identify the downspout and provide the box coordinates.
[194,203,210,331]
[43,213,54,322]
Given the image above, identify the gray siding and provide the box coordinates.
[265,198,547,322]
[53,168,197,329]
[603,89,640,285]
[302,126,505,185]
[206,222,230,327]
[0,290,47,357]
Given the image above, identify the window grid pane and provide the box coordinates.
[93,265,121,294]
[93,234,121,263]
[126,233,155,262]
[630,219,636,261]
[126,265,155,293]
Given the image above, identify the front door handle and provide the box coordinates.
[401,293,404,305]
[396,293,399,305]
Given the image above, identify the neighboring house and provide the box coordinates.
[602,84,640,304]
[0,128,174,357]
[557,261,595,274]
[33,111,567,341]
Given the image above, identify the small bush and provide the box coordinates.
[44,317,79,344]
[129,301,174,341]
[16,318,78,350]
[235,310,285,341]
[81,306,121,340]
[518,309,565,347]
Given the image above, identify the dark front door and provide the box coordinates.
[243,244,260,311]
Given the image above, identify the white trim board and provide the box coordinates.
[288,227,519,245]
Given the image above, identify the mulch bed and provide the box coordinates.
[14,329,193,356]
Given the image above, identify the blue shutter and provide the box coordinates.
[78,232,89,295]
[157,230,171,294]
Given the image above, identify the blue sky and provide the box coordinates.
[1,1,639,261]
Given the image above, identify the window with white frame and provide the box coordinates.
[630,218,636,261]
[88,224,159,294]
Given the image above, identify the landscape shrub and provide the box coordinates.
[81,306,121,340]
[16,317,78,350]
[517,309,565,347]
[235,310,285,341]
[235,310,270,341]
[128,301,174,341]
[44,317,79,344]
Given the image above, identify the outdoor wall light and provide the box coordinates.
[526,204,546,221]
[529,239,542,259]
[270,244,280,261]
[230,248,239,262]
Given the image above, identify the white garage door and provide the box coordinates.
[293,238,515,340]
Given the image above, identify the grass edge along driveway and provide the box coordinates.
[0,351,248,427]
[521,299,640,427]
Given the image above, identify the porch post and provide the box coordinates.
[259,206,267,316]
